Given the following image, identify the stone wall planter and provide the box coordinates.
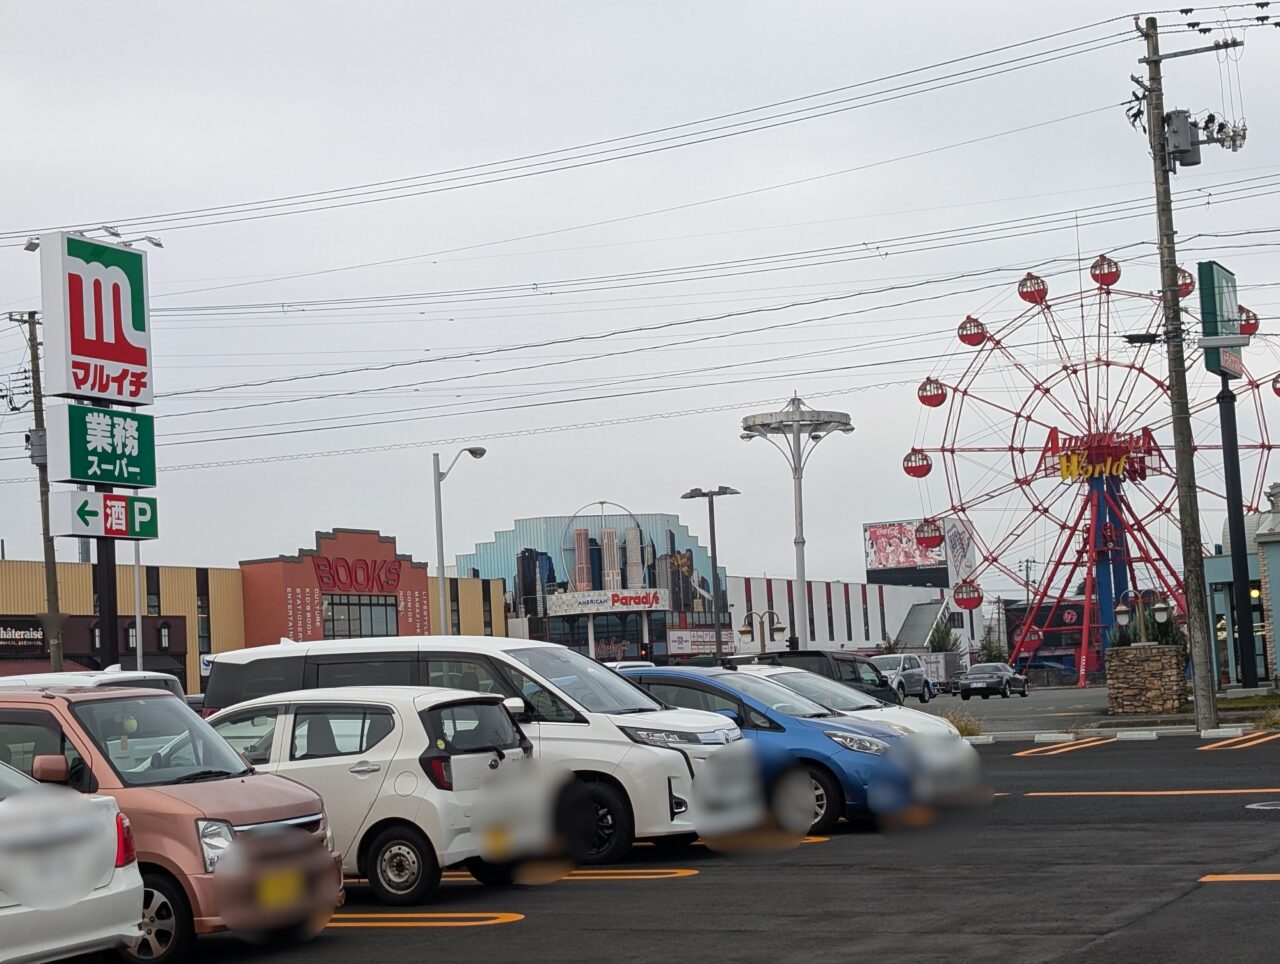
[1106,645,1187,715]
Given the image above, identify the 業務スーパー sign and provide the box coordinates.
[46,403,156,488]
[40,232,153,406]
[1199,260,1243,379]
[51,490,158,540]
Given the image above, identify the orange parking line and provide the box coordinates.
[1200,874,1280,883]
[1012,737,1112,758]
[1026,788,1280,797]
[1199,733,1264,751]
[1223,732,1280,751]
[328,912,523,928]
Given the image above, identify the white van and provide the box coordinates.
[203,637,756,864]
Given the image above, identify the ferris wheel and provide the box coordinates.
[903,257,1279,682]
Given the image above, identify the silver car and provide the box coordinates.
[869,654,932,703]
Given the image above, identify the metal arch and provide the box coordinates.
[558,500,652,592]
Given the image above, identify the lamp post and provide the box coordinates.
[1114,590,1171,646]
[433,447,486,636]
[738,609,788,654]
[680,486,739,660]
[741,395,853,649]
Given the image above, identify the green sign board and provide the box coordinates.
[1198,260,1243,379]
[47,403,156,488]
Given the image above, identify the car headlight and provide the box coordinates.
[321,811,335,853]
[620,726,707,748]
[196,819,235,873]
[825,731,890,755]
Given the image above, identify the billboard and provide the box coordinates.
[667,628,736,656]
[545,589,670,617]
[864,521,945,571]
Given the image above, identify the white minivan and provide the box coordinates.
[204,637,757,864]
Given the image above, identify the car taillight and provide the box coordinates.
[115,813,137,868]
[421,757,452,790]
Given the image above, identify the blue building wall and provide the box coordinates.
[456,513,725,595]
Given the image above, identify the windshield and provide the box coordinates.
[969,664,1008,674]
[0,762,35,801]
[768,670,883,710]
[72,695,249,787]
[724,673,831,717]
[869,656,901,671]
[508,647,662,714]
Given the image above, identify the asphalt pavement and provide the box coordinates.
[921,684,1113,733]
[150,734,1280,964]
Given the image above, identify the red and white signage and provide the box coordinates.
[545,589,670,617]
[667,629,736,656]
[40,232,153,406]
[312,557,404,593]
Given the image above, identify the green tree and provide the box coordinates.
[877,636,900,654]
[927,619,961,653]
[978,636,1007,663]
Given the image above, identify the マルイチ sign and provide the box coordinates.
[46,403,156,488]
[51,490,158,540]
[40,232,153,406]
[311,557,403,593]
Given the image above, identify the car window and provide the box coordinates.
[0,710,89,790]
[770,671,881,710]
[425,658,504,695]
[73,696,248,787]
[645,682,727,713]
[856,662,884,686]
[314,659,416,688]
[774,654,825,673]
[102,678,183,696]
[422,702,522,753]
[507,647,661,714]
[291,706,395,761]
[500,664,578,723]
[723,673,830,717]
[204,656,304,710]
[830,657,859,682]
[0,761,34,801]
[212,709,280,765]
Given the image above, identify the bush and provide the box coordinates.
[1257,706,1280,731]
[927,620,961,653]
[935,707,982,737]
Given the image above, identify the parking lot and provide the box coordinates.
[171,736,1280,964]
[921,684,1114,733]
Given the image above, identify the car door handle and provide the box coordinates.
[349,762,381,775]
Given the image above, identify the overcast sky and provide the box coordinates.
[2,2,1278,598]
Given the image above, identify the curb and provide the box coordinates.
[972,725,1200,743]
[1033,732,1074,743]
[1199,726,1249,738]
[963,735,994,745]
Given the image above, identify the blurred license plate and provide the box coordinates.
[483,827,512,859]
[256,870,304,909]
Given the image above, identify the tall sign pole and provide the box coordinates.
[1140,17,1225,728]
[12,310,65,671]
[38,232,159,673]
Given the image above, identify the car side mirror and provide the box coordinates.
[714,708,741,725]
[32,754,69,784]
[503,696,532,721]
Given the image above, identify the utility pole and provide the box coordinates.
[14,311,64,672]
[1140,16,1224,729]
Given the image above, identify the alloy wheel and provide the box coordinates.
[134,886,177,960]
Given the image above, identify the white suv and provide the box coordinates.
[209,686,553,904]
[204,637,755,864]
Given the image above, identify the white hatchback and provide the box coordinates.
[0,765,143,964]
[737,665,962,738]
[210,686,563,904]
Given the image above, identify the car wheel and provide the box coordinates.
[465,858,518,887]
[367,825,441,905]
[961,692,971,701]
[1001,682,1011,699]
[919,683,931,704]
[981,694,990,700]
[806,766,843,835]
[581,780,635,866]
[121,872,195,964]
[1021,682,1030,697]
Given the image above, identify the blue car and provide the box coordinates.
[621,666,911,833]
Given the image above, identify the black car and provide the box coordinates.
[960,662,1030,700]
[746,651,903,705]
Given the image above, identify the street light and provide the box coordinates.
[433,446,487,636]
[1114,590,1170,646]
[738,609,788,654]
[741,395,853,649]
[681,485,739,660]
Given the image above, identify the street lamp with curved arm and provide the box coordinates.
[433,447,487,634]
[738,609,788,654]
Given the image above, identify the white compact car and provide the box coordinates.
[0,765,143,964]
[204,637,758,863]
[738,665,961,738]
[0,668,184,697]
[210,686,549,904]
